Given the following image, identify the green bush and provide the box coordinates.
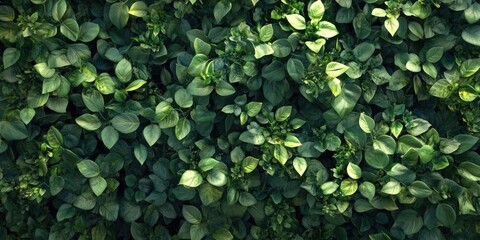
[1,0,480,239]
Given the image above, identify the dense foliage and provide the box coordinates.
[1,0,480,239]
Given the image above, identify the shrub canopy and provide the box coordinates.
[1,0,480,239]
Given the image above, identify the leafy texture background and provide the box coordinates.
[1,0,480,239]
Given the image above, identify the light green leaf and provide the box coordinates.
[462,25,480,47]
[308,0,325,20]
[316,21,339,38]
[326,62,349,78]
[128,1,148,17]
[242,156,259,173]
[259,24,274,42]
[254,44,274,59]
[286,14,306,30]
[380,180,401,195]
[77,159,100,178]
[332,84,361,118]
[115,59,133,83]
[426,47,443,63]
[340,179,358,196]
[373,135,397,155]
[187,79,214,96]
[321,181,339,195]
[215,80,236,96]
[347,162,362,179]
[194,38,211,55]
[143,124,160,146]
[101,126,119,149]
[188,54,209,77]
[179,170,203,188]
[275,106,292,122]
[82,90,104,112]
[60,18,79,41]
[385,18,399,36]
[175,118,191,140]
[245,102,262,117]
[126,79,147,91]
[90,176,107,196]
[175,88,194,108]
[293,157,307,176]
[284,134,302,148]
[359,181,375,200]
[20,108,35,125]
[239,131,265,145]
[75,114,101,131]
[408,181,433,198]
[274,144,289,165]
[34,63,55,78]
[429,79,452,98]
[359,112,375,133]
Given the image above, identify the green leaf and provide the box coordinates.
[111,113,140,134]
[359,182,375,200]
[0,121,28,141]
[462,25,480,47]
[406,54,421,72]
[60,18,79,41]
[353,42,375,62]
[78,22,99,42]
[305,38,326,53]
[365,147,389,169]
[47,126,63,148]
[394,210,423,235]
[126,79,147,91]
[274,144,289,165]
[321,181,339,195]
[242,156,259,173]
[275,106,292,122]
[207,170,227,187]
[426,47,443,63]
[316,21,339,38]
[120,201,141,223]
[293,157,307,176]
[213,1,232,23]
[77,159,100,178]
[372,8,386,17]
[115,59,133,83]
[143,124,160,146]
[308,0,325,20]
[408,181,433,198]
[129,1,148,17]
[272,39,292,57]
[101,126,119,149]
[194,38,211,55]
[387,163,416,184]
[199,183,223,206]
[326,62,349,78]
[458,85,478,102]
[429,79,453,98]
[436,203,456,227]
[406,118,431,136]
[90,176,107,196]
[453,134,479,154]
[286,14,306,30]
[284,134,302,148]
[82,90,104,112]
[384,18,399,36]
[76,114,101,131]
[188,54,209,77]
[187,79,214,96]
[182,205,202,224]
[347,162,362,179]
[134,144,147,165]
[34,63,55,78]
[100,202,119,221]
[458,162,480,181]
[49,176,65,196]
[215,80,236,96]
[332,84,361,118]
[380,180,401,195]
[423,62,438,78]
[245,102,262,117]
[56,204,76,221]
[259,24,274,42]
[0,5,15,21]
[239,131,265,145]
[174,88,194,108]
[3,48,20,69]
[254,44,274,59]
[460,58,480,77]
[373,135,396,155]
[340,179,358,196]
[109,2,129,29]
[287,58,305,81]
[213,229,234,240]
[20,108,35,124]
[179,170,203,188]
[262,60,285,81]
[359,112,375,133]
[465,3,480,24]
[175,118,191,140]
